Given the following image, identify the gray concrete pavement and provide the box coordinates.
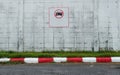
[0,63,120,75]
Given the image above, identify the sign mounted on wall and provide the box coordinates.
[54,9,64,19]
[49,7,69,28]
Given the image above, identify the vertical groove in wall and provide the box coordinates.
[82,2,85,51]
[93,0,99,51]
[52,11,54,50]
[23,0,25,52]
[7,7,9,51]
[18,0,24,52]
[97,0,100,51]
[116,0,120,50]
[117,0,120,38]
[43,0,45,51]
[17,0,20,51]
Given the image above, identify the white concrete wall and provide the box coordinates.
[0,0,120,52]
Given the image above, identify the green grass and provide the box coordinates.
[0,51,120,58]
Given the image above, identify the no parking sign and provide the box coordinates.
[49,7,69,28]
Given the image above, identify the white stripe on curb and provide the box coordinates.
[53,57,67,63]
[83,57,96,62]
[24,58,38,63]
[111,57,120,62]
[0,58,10,62]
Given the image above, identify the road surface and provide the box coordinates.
[0,63,120,75]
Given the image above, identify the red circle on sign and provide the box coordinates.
[54,9,64,19]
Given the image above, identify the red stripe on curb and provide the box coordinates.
[96,57,112,63]
[10,58,24,62]
[38,58,53,63]
[67,57,83,62]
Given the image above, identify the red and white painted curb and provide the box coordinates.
[0,57,120,63]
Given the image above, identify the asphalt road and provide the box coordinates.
[0,63,120,75]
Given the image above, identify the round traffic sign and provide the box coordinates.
[54,9,64,19]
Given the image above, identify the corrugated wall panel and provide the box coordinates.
[0,0,19,51]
